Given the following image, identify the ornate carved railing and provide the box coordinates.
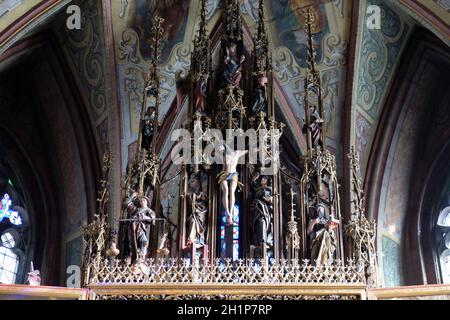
[86,258,365,285]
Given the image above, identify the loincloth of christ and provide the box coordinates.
[216,171,243,187]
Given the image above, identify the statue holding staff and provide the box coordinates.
[250,172,273,247]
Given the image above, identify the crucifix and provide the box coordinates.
[217,143,248,226]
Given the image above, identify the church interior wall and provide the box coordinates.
[364,28,450,287]
[0,33,101,285]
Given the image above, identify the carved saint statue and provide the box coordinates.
[186,174,208,247]
[141,106,156,151]
[307,202,339,265]
[250,172,273,247]
[194,72,209,115]
[223,42,245,87]
[303,105,324,148]
[123,193,156,262]
[217,144,247,225]
[252,72,268,114]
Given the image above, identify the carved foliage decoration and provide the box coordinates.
[344,147,378,287]
[96,294,360,300]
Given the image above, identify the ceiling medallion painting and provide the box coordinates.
[82,0,377,290]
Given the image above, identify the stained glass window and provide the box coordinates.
[220,204,240,260]
[440,249,450,284]
[0,194,22,226]
[437,206,450,284]
[0,194,23,284]
[1,232,15,248]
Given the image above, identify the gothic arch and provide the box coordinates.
[0,31,101,285]
[364,27,450,286]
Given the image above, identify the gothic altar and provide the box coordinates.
[81,0,377,300]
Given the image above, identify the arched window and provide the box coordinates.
[219,204,240,260]
[436,206,450,284]
[0,194,26,284]
[0,231,19,284]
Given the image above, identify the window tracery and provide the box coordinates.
[0,193,25,284]
[437,205,450,284]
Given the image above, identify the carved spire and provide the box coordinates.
[149,16,164,154]
[97,153,112,218]
[303,8,326,154]
[348,146,365,220]
[125,15,164,197]
[192,0,209,75]
[254,0,270,73]
[252,0,272,118]
[286,188,300,260]
[224,0,242,42]
[137,16,165,154]
[345,146,378,287]
[305,9,318,79]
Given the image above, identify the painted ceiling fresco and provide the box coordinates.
[262,0,350,156]
[2,0,442,172]
[55,0,111,157]
[0,0,445,181]
[351,0,414,171]
[349,0,412,286]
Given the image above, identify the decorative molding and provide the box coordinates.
[393,0,450,46]
[96,294,360,300]
[88,283,368,300]
[0,0,70,56]
[0,0,23,18]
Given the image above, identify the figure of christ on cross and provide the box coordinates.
[216,143,248,226]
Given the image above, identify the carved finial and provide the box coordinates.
[257,0,266,40]
[348,146,365,220]
[254,0,270,73]
[302,7,326,154]
[224,0,242,41]
[288,188,297,222]
[200,0,206,31]
[97,152,112,217]
[345,146,378,287]
[138,15,164,154]
[304,8,317,78]
[192,0,209,75]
